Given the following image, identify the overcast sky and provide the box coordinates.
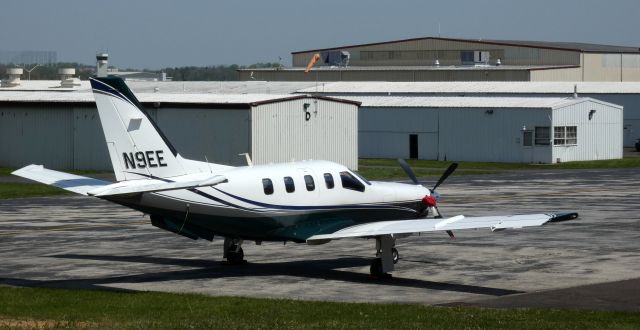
[1,0,639,69]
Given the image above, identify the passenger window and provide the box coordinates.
[340,171,365,192]
[262,178,273,195]
[284,176,295,193]
[323,173,334,189]
[304,175,315,191]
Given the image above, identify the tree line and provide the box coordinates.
[0,62,281,81]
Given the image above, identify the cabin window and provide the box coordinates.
[323,173,334,189]
[262,178,274,195]
[535,126,550,145]
[340,171,365,192]
[284,176,295,193]
[304,175,315,191]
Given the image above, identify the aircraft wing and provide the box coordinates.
[306,212,578,242]
[12,165,111,195]
[13,164,228,197]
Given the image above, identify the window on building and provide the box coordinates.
[323,173,334,189]
[554,126,577,145]
[535,127,550,145]
[340,171,365,192]
[304,175,315,191]
[283,176,295,193]
[262,178,273,195]
[460,51,474,64]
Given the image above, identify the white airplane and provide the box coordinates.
[13,76,578,277]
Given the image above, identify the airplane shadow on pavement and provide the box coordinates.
[0,253,523,297]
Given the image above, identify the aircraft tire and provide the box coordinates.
[370,258,383,277]
[227,246,244,263]
[392,248,399,264]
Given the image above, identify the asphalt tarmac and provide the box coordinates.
[1,168,639,311]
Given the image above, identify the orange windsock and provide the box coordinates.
[304,53,321,73]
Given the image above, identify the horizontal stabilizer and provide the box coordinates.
[87,175,228,197]
[306,212,578,242]
[12,165,111,195]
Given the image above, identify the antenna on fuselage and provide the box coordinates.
[204,156,213,173]
[239,153,253,166]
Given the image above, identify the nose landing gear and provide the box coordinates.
[369,235,397,278]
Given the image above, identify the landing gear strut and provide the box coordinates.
[223,237,245,264]
[370,235,396,278]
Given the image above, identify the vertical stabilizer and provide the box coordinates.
[90,76,187,181]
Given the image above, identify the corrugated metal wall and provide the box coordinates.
[72,107,111,170]
[1,104,81,169]
[359,107,438,159]
[239,69,532,82]
[251,98,358,170]
[552,102,623,162]
[156,108,251,166]
[438,108,553,163]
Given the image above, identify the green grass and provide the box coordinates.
[358,157,640,180]
[0,287,638,329]
[0,183,71,199]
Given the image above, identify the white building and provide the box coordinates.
[350,96,622,163]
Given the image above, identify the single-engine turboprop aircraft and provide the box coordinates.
[13,76,578,277]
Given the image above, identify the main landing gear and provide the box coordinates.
[369,235,398,278]
[223,237,245,264]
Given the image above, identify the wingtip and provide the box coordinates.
[549,212,579,223]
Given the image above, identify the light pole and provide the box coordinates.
[23,64,41,80]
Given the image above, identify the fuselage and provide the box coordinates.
[107,160,431,242]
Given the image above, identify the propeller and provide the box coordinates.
[398,159,459,239]
[398,158,419,185]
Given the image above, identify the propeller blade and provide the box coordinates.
[432,163,458,191]
[397,159,419,185]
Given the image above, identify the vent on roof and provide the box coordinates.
[59,68,81,88]
[1,68,23,87]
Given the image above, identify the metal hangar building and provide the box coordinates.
[0,84,359,171]
[348,96,622,163]
[239,37,640,82]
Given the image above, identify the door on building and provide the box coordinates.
[522,130,534,163]
[409,134,418,159]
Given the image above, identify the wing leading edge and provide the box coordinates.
[306,212,578,242]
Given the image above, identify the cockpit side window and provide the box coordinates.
[304,175,315,191]
[284,176,295,193]
[262,178,274,195]
[340,171,365,192]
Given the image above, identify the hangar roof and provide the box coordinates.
[0,91,359,107]
[298,81,640,94]
[237,65,572,72]
[340,96,620,109]
[0,80,317,95]
[293,36,640,54]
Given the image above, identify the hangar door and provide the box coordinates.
[359,107,439,159]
